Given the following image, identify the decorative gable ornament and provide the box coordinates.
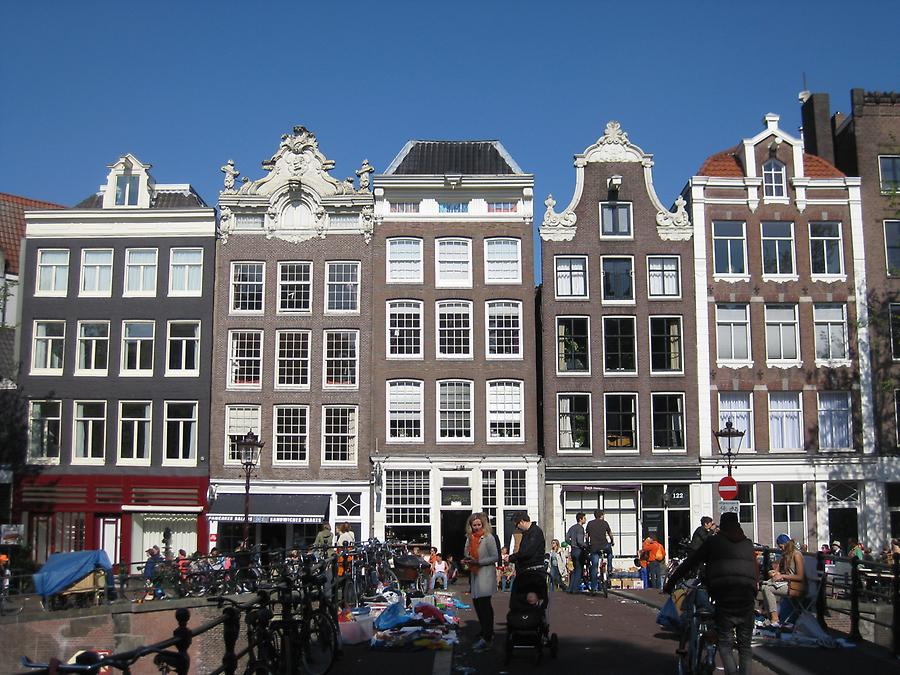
[539,194,577,241]
[582,121,644,164]
[656,195,692,241]
[218,125,374,244]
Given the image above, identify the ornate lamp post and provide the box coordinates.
[230,430,264,548]
[714,420,745,477]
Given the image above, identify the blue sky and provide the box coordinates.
[2,1,897,278]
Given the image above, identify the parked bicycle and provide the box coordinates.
[672,578,718,675]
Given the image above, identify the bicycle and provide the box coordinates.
[673,579,717,675]
[0,570,24,616]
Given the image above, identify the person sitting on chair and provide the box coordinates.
[759,534,805,628]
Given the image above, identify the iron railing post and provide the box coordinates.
[221,605,239,675]
[816,551,827,628]
[849,556,862,641]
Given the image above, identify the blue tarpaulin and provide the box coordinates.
[33,550,114,599]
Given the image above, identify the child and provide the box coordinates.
[430,553,449,590]
[525,591,541,606]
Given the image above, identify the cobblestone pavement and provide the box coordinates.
[450,589,779,675]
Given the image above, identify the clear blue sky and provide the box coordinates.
[2,1,897,280]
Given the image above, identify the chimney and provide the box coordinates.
[800,92,835,165]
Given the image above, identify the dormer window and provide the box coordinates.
[115,175,140,206]
[762,159,786,198]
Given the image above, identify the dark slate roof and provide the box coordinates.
[386,140,523,175]
[0,193,65,275]
[73,189,207,209]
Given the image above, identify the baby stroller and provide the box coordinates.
[504,570,559,664]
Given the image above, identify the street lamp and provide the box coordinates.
[714,420,745,477]
[230,429,264,549]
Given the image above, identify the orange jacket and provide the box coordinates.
[641,539,666,565]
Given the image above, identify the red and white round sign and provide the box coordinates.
[718,476,738,500]
[209,533,218,543]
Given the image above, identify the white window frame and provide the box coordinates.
[879,155,900,194]
[557,392,592,455]
[274,329,311,390]
[813,304,849,366]
[386,238,424,284]
[27,400,61,464]
[647,255,681,299]
[817,391,852,453]
[223,404,261,466]
[324,260,361,314]
[277,261,313,314]
[885,220,900,277]
[162,401,198,466]
[486,379,524,444]
[436,379,474,443]
[712,221,749,279]
[718,392,754,452]
[487,201,517,213]
[168,247,204,297]
[118,400,152,466]
[772,483,807,545]
[230,261,265,314]
[435,238,473,288]
[436,299,473,360]
[762,158,787,199]
[322,329,359,390]
[165,320,201,377]
[808,222,845,279]
[599,201,633,238]
[648,315,684,375]
[272,405,310,466]
[321,405,359,466]
[651,392,687,453]
[35,249,69,297]
[31,320,66,375]
[715,304,752,367]
[75,320,110,376]
[764,304,801,366]
[600,255,635,304]
[483,237,522,284]
[227,329,263,390]
[386,379,424,444]
[556,315,591,376]
[438,200,469,214]
[386,299,423,360]
[389,201,420,214]
[485,299,523,360]
[79,248,114,297]
[760,221,797,279]
[768,392,803,453]
[604,392,639,455]
[72,400,106,465]
[120,320,155,377]
[554,255,589,300]
[602,315,637,375]
[123,248,158,297]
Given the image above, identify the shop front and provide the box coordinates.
[206,481,369,552]
[14,474,208,567]
[372,455,541,557]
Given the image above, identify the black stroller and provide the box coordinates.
[504,570,559,664]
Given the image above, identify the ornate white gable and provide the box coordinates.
[218,125,374,244]
[540,121,693,242]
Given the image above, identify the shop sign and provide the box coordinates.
[719,500,740,515]
[208,514,322,524]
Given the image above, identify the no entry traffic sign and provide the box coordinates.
[718,475,738,500]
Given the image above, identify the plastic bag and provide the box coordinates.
[656,596,681,631]
[374,600,413,630]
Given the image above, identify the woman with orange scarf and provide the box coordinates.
[462,512,499,652]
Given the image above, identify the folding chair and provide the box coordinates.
[779,554,822,626]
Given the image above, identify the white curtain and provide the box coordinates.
[818,393,850,449]
[559,397,574,448]
[769,393,802,450]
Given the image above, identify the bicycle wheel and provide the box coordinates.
[301,610,337,675]
[122,575,149,602]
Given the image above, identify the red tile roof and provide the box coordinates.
[803,153,845,178]
[697,146,743,177]
[697,146,845,179]
[0,193,65,275]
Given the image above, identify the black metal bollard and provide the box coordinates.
[849,556,862,641]
[172,607,192,675]
[816,551,827,628]
[221,606,239,675]
[892,552,899,657]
